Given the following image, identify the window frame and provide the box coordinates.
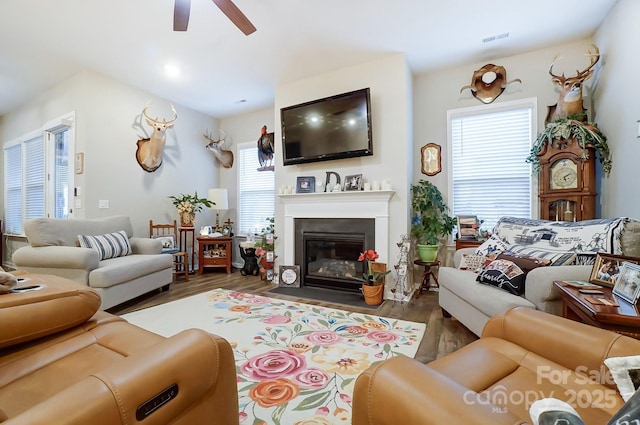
[3,112,75,236]
[236,140,275,236]
[446,98,538,231]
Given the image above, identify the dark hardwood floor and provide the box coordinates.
[108,269,478,363]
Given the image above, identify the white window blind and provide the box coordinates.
[449,100,534,232]
[24,135,46,221]
[238,141,275,234]
[4,143,23,235]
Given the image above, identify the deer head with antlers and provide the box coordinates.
[136,101,177,172]
[204,129,234,168]
[546,44,600,123]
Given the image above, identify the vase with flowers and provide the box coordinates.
[169,191,214,228]
[354,249,391,305]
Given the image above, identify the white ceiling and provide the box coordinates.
[0,0,618,118]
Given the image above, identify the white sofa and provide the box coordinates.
[12,215,173,309]
[439,216,640,336]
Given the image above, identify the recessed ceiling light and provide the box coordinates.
[482,32,510,43]
[164,64,181,78]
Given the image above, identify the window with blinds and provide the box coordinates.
[3,113,74,236]
[448,99,535,232]
[237,141,275,235]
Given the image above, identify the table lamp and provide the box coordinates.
[208,188,229,232]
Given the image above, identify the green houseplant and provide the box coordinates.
[526,115,612,174]
[410,180,457,262]
[168,191,214,227]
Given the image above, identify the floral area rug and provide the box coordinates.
[122,289,426,425]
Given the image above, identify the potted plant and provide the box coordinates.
[410,180,457,262]
[526,114,612,174]
[353,249,391,305]
[168,191,214,227]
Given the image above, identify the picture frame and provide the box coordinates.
[222,224,232,237]
[296,176,315,193]
[151,234,176,252]
[612,262,640,304]
[344,174,363,191]
[589,253,640,288]
[421,143,441,176]
[456,215,479,240]
[279,265,301,287]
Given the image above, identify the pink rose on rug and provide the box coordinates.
[241,349,306,380]
[292,368,330,389]
[262,314,291,324]
[305,330,344,346]
[249,378,300,407]
[366,330,398,343]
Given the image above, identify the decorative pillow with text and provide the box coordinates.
[476,251,551,296]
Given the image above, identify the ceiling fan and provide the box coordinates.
[173,0,256,35]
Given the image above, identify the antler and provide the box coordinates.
[549,44,600,81]
[142,100,177,124]
[575,44,600,79]
[204,129,227,146]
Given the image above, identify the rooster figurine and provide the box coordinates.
[257,125,274,171]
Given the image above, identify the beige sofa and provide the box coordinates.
[439,216,640,336]
[12,216,173,309]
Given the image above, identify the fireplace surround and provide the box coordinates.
[280,190,395,293]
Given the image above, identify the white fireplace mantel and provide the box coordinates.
[278,190,395,265]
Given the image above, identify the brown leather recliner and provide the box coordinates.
[353,306,640,425]
[0,273,239,424]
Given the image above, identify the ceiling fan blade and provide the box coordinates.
[211,0,257,35]
[173,0,191,31]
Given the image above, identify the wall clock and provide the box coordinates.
[550,158,578,190]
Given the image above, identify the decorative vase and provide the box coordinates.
[361,283,384,306]
[180,211,196,228]
[417,244,438,262]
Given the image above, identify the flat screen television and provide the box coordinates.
[280,88,373,166]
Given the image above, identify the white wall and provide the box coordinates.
[1,70,221,265]
[273,53,413,271]
[593,0,640,218]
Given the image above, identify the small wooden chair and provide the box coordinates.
[149,220,189,282]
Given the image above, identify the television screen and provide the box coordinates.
[281,88,373,166]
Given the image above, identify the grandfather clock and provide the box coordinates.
[536,138,596,222]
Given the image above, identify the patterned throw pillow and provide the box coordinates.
[476,251,551,296]
[458,254,488,272]
[78,230,132,260]
[475,235,510,257]
[506,245,577,266]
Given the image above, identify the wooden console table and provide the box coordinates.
[197,236,232,274]
[554,281,640,339]
[455,239,483,250]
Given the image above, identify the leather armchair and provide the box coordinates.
[0,273,239,424]
[353,307,640,425]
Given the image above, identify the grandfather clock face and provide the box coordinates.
[550,158,578,190]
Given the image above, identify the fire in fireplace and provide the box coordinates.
[295,218,375,293]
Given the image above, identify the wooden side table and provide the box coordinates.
[554,281,640,339]
[414,260,440,296]
[178,227,195,273]
[197,237,232,274]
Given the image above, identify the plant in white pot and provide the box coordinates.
[410,180,457,262]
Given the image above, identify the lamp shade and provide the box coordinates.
[208,188,229,210]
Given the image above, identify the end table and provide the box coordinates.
[197,236,232,274]
[414,259,440,296]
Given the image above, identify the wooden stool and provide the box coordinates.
[414,260,440,296]
[172,251,189,282]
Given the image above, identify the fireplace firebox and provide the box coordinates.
[295,218,375,293]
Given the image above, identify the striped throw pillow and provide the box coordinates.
[78,230,132,260]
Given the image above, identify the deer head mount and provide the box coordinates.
[204,129,234,168]
[460,64,521,104]
[546,44,600,123]
[136,101,177,172]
